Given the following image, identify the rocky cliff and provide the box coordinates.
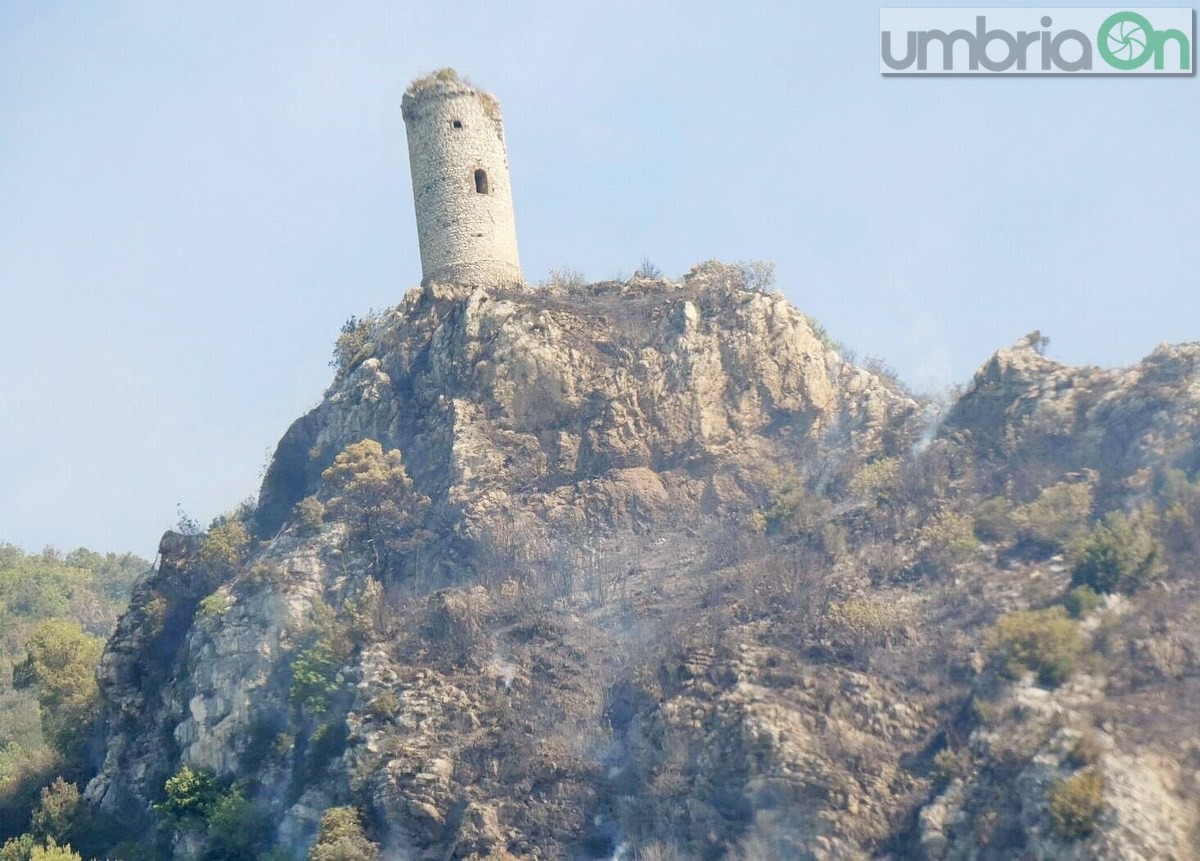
[82,268,1200,861]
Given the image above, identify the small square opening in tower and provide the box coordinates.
[452,119,463,129]
[474,169,489,194]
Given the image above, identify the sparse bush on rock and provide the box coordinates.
[1071,511,1162,595]
[1011,481,1094,552]
[1048,770,1104,840]
[991,606,1084,687]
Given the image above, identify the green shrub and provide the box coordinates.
[196,591,232,621]
[1011,482,1094,551]
[932,747,972,786]
[289,639,343,715]
[1071,511,1162,595]
[992,607,1084,687]
[244,561,285,590]
[308,806,380,861]
[848,458,902,505]
[293,496,325,534]
[301,722,348,785]
[918,510,978,571]
[29,779,80,844]
[321,440,431,574]
[973,496,1013,543]
[29,842,82,861]
[205,786,269,861]
[0,835,34,861]
[1063,585,1102,619]
[824,598,906,655]
[366,690,400,721]
[1048,770,1104,840]
[198,520,251,571]
[330,312,379,376]
[763,477,830,538]
[157,765,219,821]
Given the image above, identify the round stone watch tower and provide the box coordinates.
[401,70,523,285]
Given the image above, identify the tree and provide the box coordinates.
[198,520,251,572]
[289,639,343,715]
[205,787,269,861]
[1021,330,1051,355]
[12,620,103,759]
[308,807,380,861]
[30,779,80,845]
[321,440,431,573]
[1071,511,1162,595]
[29,842,82,861]
[330,313,379,376]
[158,765,219,822]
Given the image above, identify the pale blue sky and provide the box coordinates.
[1,1,1197,556]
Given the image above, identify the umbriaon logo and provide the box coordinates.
[880,8,1195,74]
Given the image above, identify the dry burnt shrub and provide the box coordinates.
[422,587,491,667]
[1048,770,1105,840]
[820,595,909,666]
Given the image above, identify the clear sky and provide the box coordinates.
[1,1,1197,557]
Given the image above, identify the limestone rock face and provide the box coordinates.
[945,337,1200,499]
[258,265,916,542]
[84,270,1200,860]
[86,264,918,857]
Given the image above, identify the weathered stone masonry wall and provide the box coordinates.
[402,80,523,286]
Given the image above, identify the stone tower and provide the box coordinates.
[401,71,523,285]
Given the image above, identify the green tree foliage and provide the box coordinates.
[1010,481,1094,551]
[329,313,379,376]
[158,765,219,822]
[0,546,143,650]
[29,779,80,845]
[12,621,103,759]
[917,510,978,572]
[0,838,82,861]
[848,457,902,505]
[0,835,34,861]
[1048,770,1104,839]
[307,806,380,861]
[1156,468,1200,555]
[204,786,269,861]
[195,592,231,622]
[991,607,1084,687]
[197,520,251,572]
[762,475,830,539]
[293,496,326,535]
[289,640,343,716]
[1063,585,1102,619]
[321,440,431,573]
[1,543,144,810]
[1071,511,1162,595]
[28,842,81,861]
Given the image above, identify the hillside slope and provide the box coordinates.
[75,267,1200,860]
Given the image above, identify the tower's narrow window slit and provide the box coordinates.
[452,119,463,129]
[474,169,489,194]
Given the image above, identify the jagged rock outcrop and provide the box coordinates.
[83,273,1200,860]
[945,337,1200,502]
[86,264,919,858]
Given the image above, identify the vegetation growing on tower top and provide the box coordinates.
[406,67,465,95]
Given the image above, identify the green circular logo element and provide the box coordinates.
[1099,11,1155,69]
